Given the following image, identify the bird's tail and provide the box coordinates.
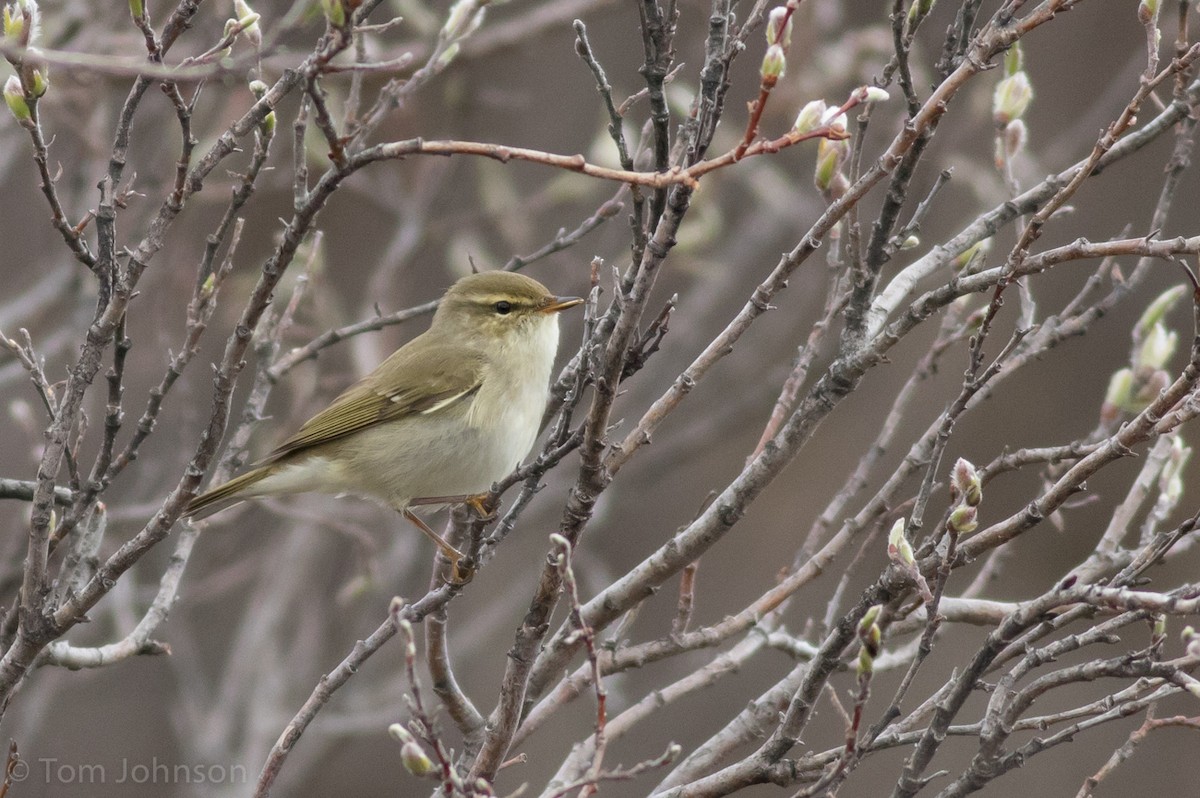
[185,465,274,520]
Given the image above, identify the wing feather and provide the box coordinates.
[260,337,485,463]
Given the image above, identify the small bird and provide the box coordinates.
[185,271,583,574]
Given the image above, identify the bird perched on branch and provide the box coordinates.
[185,270,583,578]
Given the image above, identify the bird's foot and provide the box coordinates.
[464,494,496,521]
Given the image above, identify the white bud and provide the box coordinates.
[792,99,827,135]
[821,105,847,129]
[1138,323,1177,371]
[887,518,914,565]
[1003,119,1027,159]
[387,723,414,744]
[766,7,792,49]
[993,72,1033,124]
[861,86,890,104]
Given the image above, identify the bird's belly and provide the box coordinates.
[322,411,535,508]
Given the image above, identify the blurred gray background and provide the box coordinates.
[0,0,1196,796]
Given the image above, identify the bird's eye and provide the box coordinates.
[493,301,513,315]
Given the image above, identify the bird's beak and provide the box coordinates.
[541,296,585,314]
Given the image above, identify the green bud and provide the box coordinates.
[3,0,37,47]
[1004,42,1023,77]
[26,61,47,98]
[237,12,261,37]
[866,621,881,650]
[2,5,21,41]
[952,238,992,273]
[260,109,276,138]
[234,0,262,47]
[1152,614,1166,640]
[993,72,1032,125]
[887,519,914,565]
[199,273,216,300]
[948,505,978,535]
[857,613,881,675]
[128,0,143,19]
[401,742,435,776]
[4,75,30,122]
[248,79,269,99]
[1138,323,1177,371]
[814,137,847,192]
[436,41,461,69]
[760,44,786,81]
[1136,285,1187,336]
[1103,367,1135,413]
[907,0,936,24]
[320,0,345,27]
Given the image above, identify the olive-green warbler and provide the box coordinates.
[185,271,583,571]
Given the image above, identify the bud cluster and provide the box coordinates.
[992,44,1032,169]
[433,0,486,69]
[857,605,882,675]
[1101,286,1185,424]
[886,517,934,603]
[388,723,436,777]
[2,0,38,48]
[887,518,914,566]
[947,457,981,536]
[758,6,793,83]
[248,78,275,139]
[233,0,262,49]
[2,0,48,124]
[791,88,886,198]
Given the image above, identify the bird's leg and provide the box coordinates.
[402,509,472,584]
[408,493,496,520]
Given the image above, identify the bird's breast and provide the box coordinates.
[467,316,559,464]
